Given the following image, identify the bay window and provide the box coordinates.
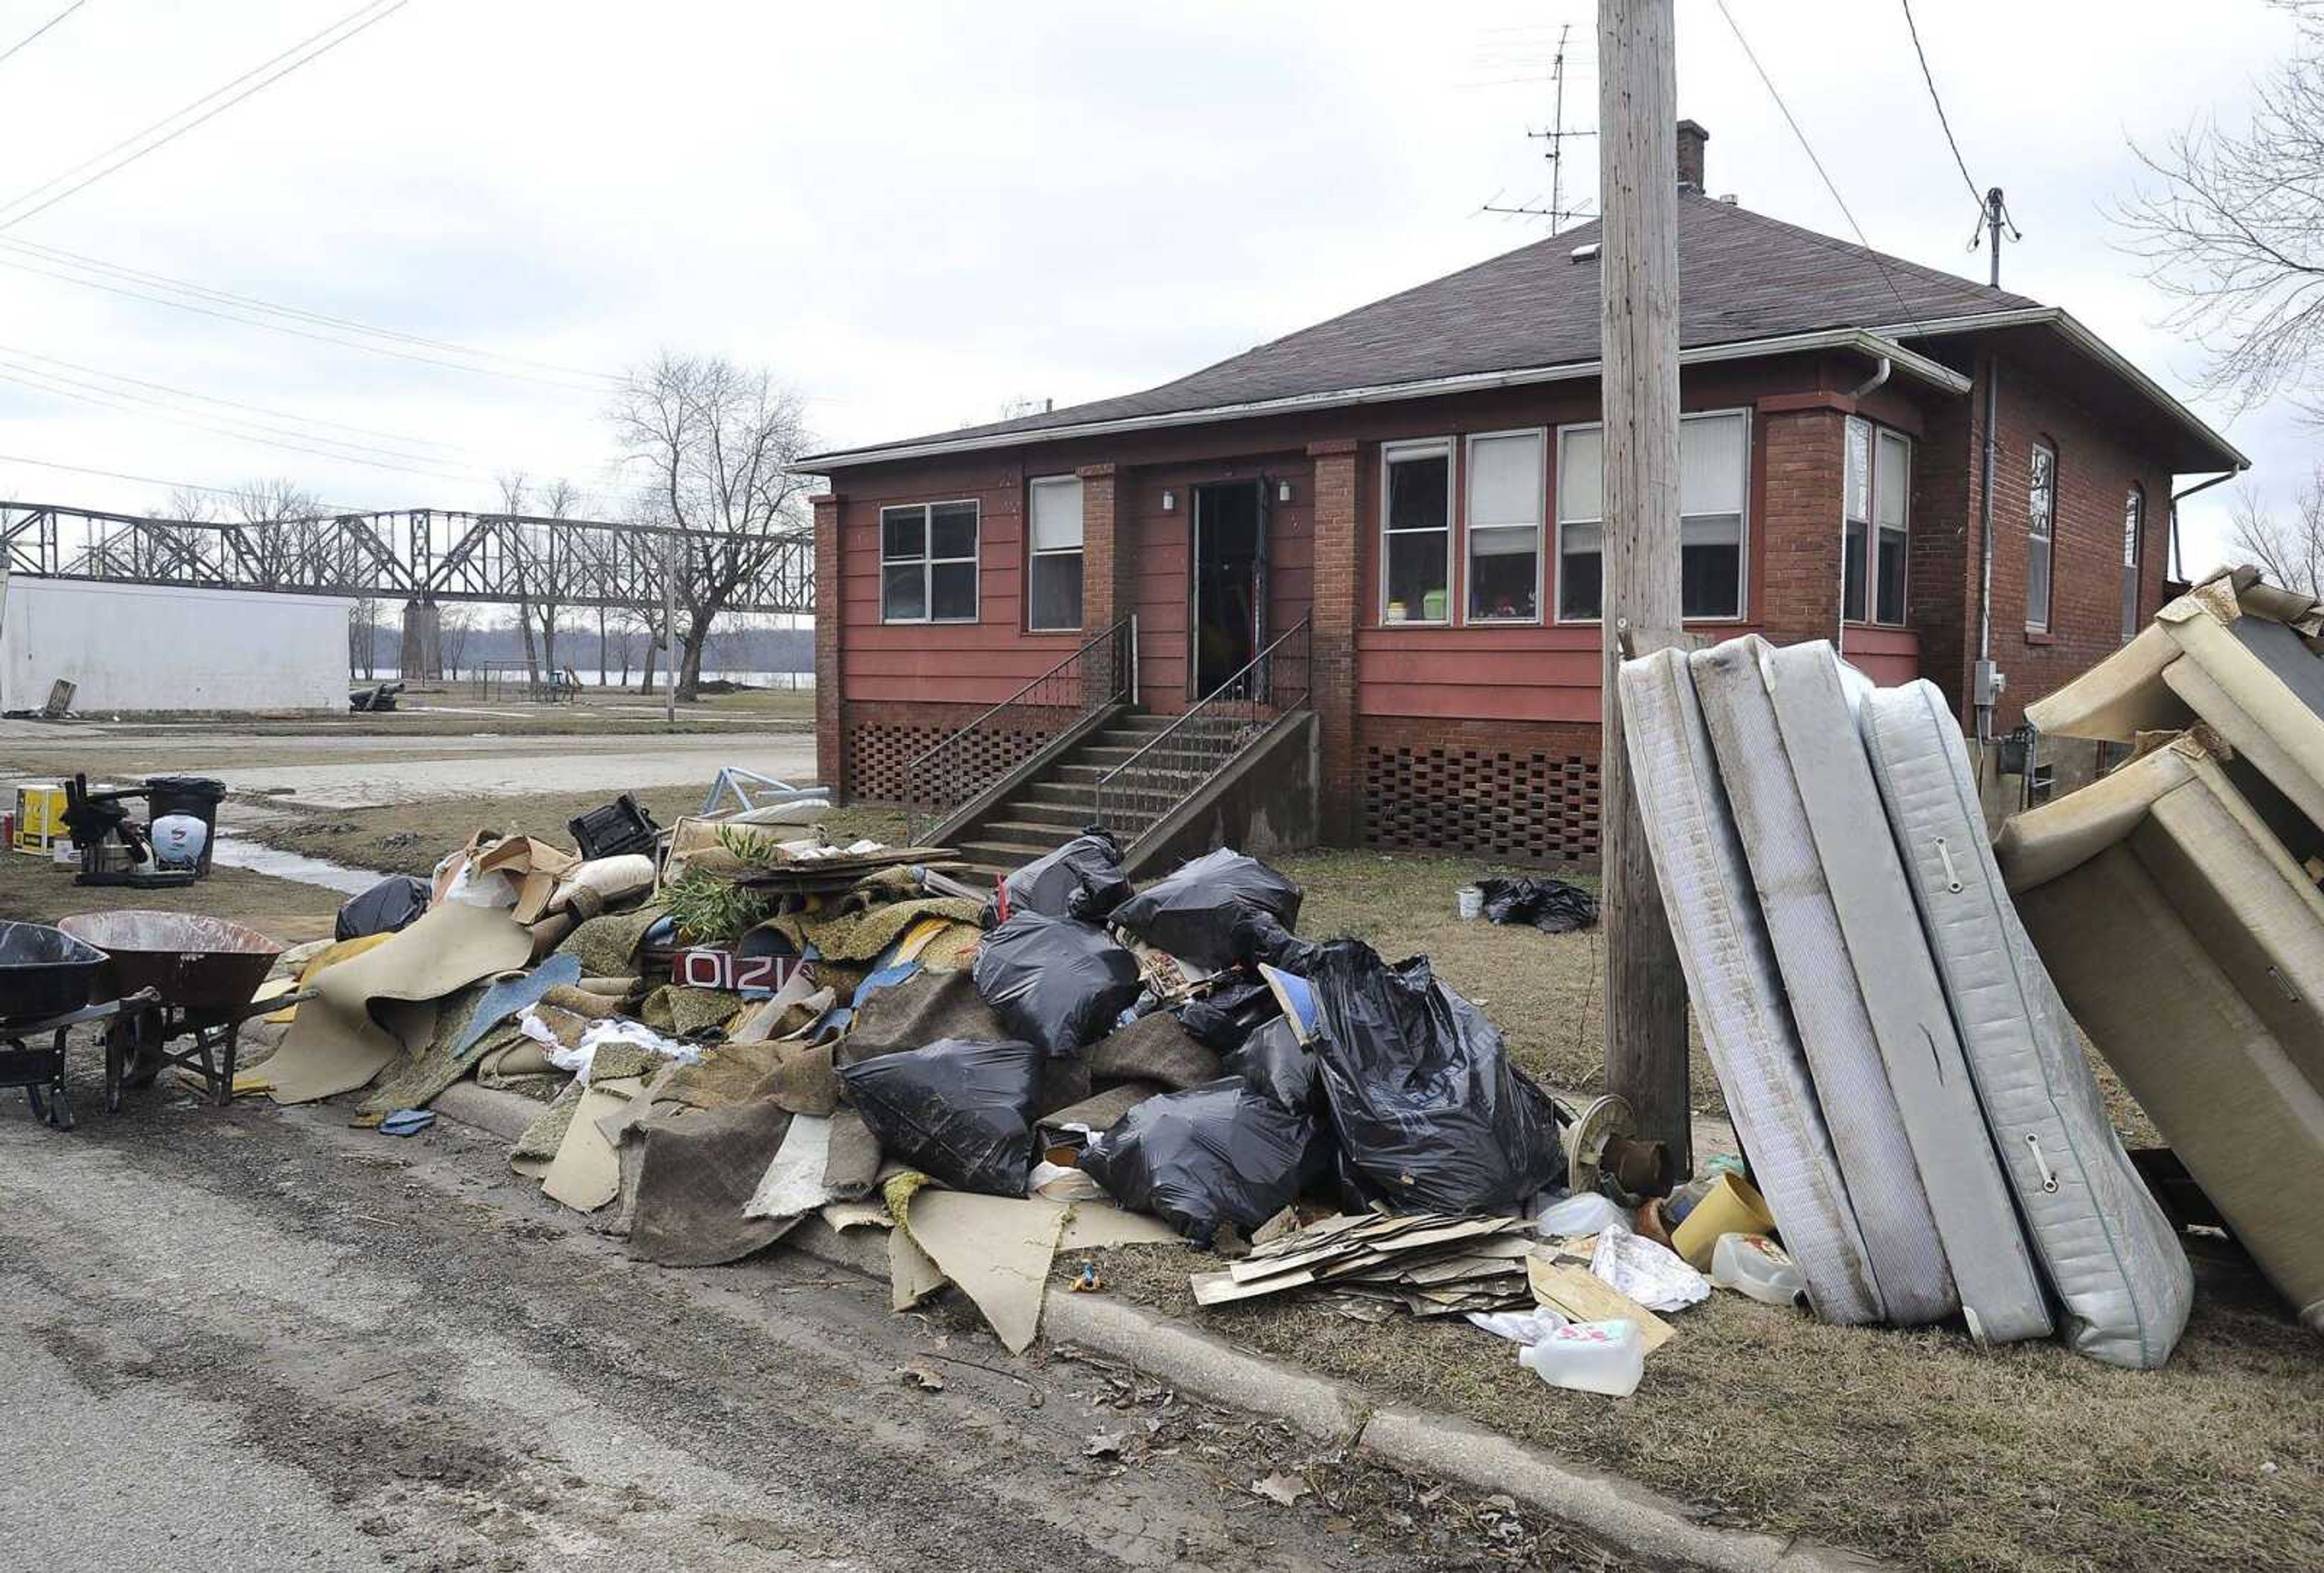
[1381,439,1452,623]
[1843,416,1911,625]
[1026,476,1084,632]
[881,499,980,623]
[1556,410,1748,621]
[1465,429,1543,622]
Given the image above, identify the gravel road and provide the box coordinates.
[0,1087,1638,1572]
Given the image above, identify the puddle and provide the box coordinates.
[210,833,386,897]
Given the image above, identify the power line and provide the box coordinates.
[0,1,85,71]
[1898,0,1982,208]
[0,1,410,232]
[0,450,367,509]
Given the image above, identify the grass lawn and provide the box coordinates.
[64,683,815,739]
[0,847,340,944]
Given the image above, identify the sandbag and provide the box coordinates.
[971,911,1142,1056]
[1109,848,1302,970]
[1476,876,1598,933]
[335,875,433,942]
[1307,940,1564,1213]
[1224,1016,1319,1114]
[1002,829,1132,922]
[1076,1079,1327,1242]
[838,1037,1043,1197]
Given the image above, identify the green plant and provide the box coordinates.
[660,869,771,944]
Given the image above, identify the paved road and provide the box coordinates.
[0,731,819,809]
[0,1090,1628,1572]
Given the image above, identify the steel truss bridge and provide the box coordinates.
[0,502,813,614]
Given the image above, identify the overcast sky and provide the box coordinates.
[0,1,2302,573]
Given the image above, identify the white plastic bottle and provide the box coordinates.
[1516,1319,1645,1397]
[1709,1232,1809,1309]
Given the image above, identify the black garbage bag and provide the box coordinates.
[1109,848,1302,970]
[1307,940,1564,1213]
[1077,1078,1328,1242]
[1002,829,1132,923]
[1173,973,1281,1054]
[1224,1015,1319,1115]
[335,874,433,942]
[971,910,1144,1056]
[838,1037,1043,1197]
[1477,875,1599,934]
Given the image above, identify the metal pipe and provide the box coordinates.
[1846,355,1892,401]
[2167,470,2240,582]
[1975,352,2000,744]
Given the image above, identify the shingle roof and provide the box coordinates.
[810,195,2039,465]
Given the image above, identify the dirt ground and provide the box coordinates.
[21,681,815,738]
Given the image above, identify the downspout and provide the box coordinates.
[1974,352,2000,744]
[1838,356,1892,649]
[2167,470,2239,582]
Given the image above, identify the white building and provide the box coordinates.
[0,577,352,713]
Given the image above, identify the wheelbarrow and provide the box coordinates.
[56,911,310,1111]
[0,919,160,1129]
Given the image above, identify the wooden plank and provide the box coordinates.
[1526,1256,1676,1352]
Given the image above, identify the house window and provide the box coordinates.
[2027,441,2056,633]
[880,499,980,623]
[1466,430,1543,622]
[2121,484,2144,643]
[1027,476,1083,632]
[1381,440,1452,623]
[1556,411,1749,622]
[1843,418,1912,625]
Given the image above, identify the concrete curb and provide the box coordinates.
[426,1082,1889,1572]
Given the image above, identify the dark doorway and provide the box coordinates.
[1192,481,1267,697]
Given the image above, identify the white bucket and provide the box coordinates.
[1456,885,1484,921]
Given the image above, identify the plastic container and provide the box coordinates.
[1456,885,1484,921]
[1670,1172,1777,1271]
[1710,1233,1810,1309]
[1517,1319,1646,1397]
[143,776,226,875]
[13,783,65,853]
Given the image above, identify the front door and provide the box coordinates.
[1192,481,1267,698]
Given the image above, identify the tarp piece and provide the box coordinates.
[1761,642,2050,1345]
[1866,681,2193,1367]
[265,902,536,1105]
[1002,829,1132,922]
[839,1038,1045,1197]
[972,911,1143,1057]
[1616,647,1885,1325]
[901,1189,1069,1355]
[1475,876,1598,933]
[628,1095,800,1267]
[1690,638,1957,1325]
[1304,941,1563,1216]
[1998,733,2324,1334]
[335,875,432,942]
[1077,1079,1327,1243]
[2028,568,2324,838]
[1109,848,1303,970]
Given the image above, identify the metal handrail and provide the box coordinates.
[904,613,1135,839]
[1092,616,1311,840]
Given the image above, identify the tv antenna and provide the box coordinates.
[1480,22,1597,229]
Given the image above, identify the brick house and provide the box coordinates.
[801,124,2244,870]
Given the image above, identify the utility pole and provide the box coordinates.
[1598,0,1691,1174]
[663,533,680,726]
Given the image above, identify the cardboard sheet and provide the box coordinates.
[265,903,534,1105]
[1059,1201,1182,1250]
[904,1189,1068,1355]
[1526,1256,1676,1352]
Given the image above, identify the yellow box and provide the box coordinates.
[12,783,66,853]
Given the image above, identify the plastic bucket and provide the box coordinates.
[1456,885,1484,921]
[1670,1172,1777,1271]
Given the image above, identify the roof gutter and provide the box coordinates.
[1873,306,2251,473]
[2168,468,2240,581]
[798,327,1970,471]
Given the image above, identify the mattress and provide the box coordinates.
[1759,642,2052,1345]
[1690,638,1958,1325]
[2027,568,2324,837]
[1997,735,2324,1333]
[1862,681,2193,1368]
[1616,647,1886,1325]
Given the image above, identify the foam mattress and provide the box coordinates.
[1863,681,2193,1368]
[1760,642,2052,1345]
[1997,734,2324,1334]
[1690,638,1957,1325]
[1617,647,1885,1325]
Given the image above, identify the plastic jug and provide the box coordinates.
[1516,1318,1645,1397]
[1709,1233,1809,1309]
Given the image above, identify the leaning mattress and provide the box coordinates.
[1690,637,1957,1325]
[1862,681,2193,1368]
[1617,648,1885,1325]
[1997,734,2324,1334]
[1760,642,2052,1345]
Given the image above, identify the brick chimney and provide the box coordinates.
[1676,119,1709,194]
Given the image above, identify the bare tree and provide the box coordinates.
[348,596,382,679]
[225,478,327,589]
[611,352,815,701]
[2116,2,2324,418]
[2228,473,2324,597]
[439,603,476,679]
[530,476,582,683]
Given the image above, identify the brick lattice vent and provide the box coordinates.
[1361,744,1601,864]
